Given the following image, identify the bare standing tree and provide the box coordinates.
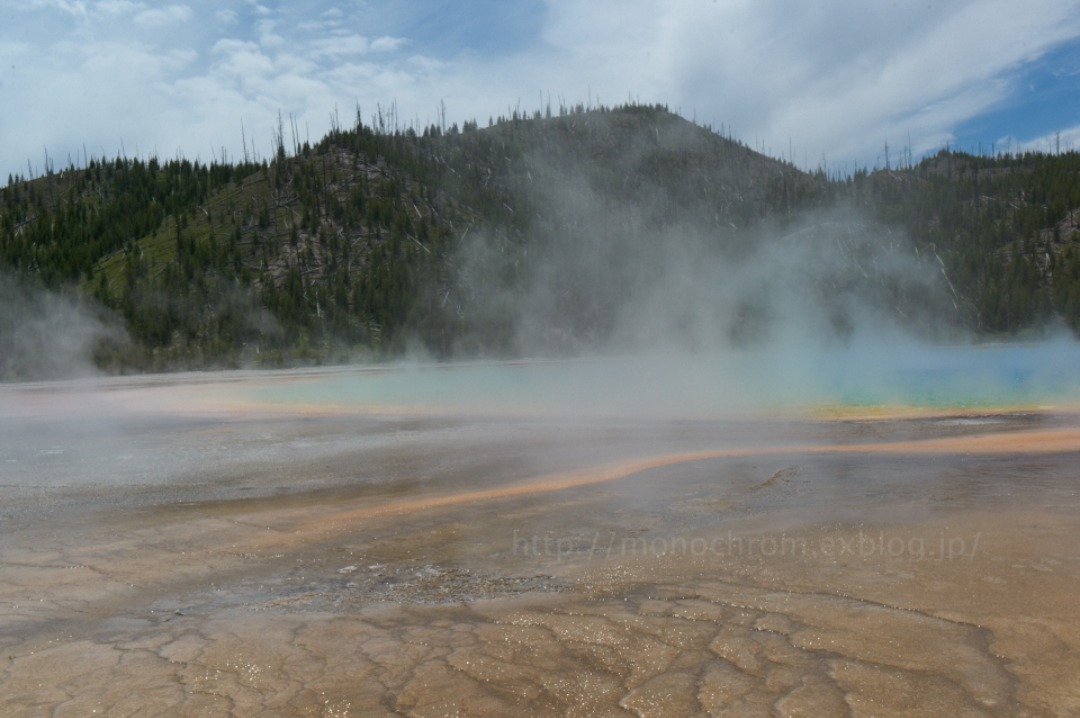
[241,119,249,163]
[274,111,286,163]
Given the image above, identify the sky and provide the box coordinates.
[3,0,1080,182]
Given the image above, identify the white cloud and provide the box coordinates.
[254,18,286,49]
[25,0,89,18]
[1010,125,1080,155]
[134,4,191,28]
[210,37,275,90]
[95,1,143,16]
[298,6,343,31]
[310,34,371,58]
[370,36,406,53]
[306,34,406,58]
[521,0,1080,168]
[0,40,32,62]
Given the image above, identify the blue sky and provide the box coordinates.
[2,0,1080,181]
[952,39,1080,155]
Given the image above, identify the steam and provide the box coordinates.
[433,122,1080,411]
[451,144,962,360]
[446,188,1080,410]
[604,211,960,353]
[0,274,127,381]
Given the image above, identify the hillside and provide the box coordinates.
[852,150,1080,335]
[1,103,1079,377]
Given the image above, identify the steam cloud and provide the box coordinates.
[431,119,1059,412]
[452,146,962,360]
[0,274,127,381]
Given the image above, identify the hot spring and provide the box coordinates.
[2,344,1079,715]
[239,342,1080,416]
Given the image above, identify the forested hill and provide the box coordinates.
[852,150,1080,334]
[1,103,1079,376]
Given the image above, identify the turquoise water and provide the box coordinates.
[824,341,1080,408]
[245,342,1080,417]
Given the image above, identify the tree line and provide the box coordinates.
[1,103,1078,374]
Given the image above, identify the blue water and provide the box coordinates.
[246,342,1080,417]
[824,342,1080,408]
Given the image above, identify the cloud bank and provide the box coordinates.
[3,1,1080,181]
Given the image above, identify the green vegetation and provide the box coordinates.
[1,103,1078,375]
[852,150,1080,335]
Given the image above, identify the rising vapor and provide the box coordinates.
[0,274,127,381]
